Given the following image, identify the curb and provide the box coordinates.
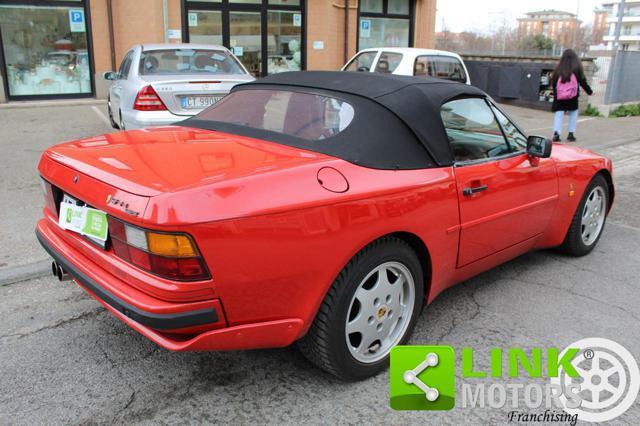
[0,260,52,286]
[0,99,107,110]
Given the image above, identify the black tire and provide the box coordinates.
[298,237,424,380]
[119,110,125,131]
[557,174,609,256]
[107,98,119,129]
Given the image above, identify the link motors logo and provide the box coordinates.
[550,338,640,422]
[390,338,639,423]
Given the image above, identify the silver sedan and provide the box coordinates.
[104,43,254,130]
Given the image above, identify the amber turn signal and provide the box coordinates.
[147,233,197,257]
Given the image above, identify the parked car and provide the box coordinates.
[342,47,471,85]
[37,72,612,380]
[103,43,254,130]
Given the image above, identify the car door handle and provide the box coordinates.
[463,185,488,196]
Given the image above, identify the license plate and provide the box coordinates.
[58,202,109,242]
[181,96,222,109]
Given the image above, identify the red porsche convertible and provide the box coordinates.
[36,72,613,379]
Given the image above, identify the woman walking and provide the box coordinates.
[551,49,593,142]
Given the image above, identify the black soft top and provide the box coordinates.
[182,71,488,169]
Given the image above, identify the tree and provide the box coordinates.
[519,34,554,53]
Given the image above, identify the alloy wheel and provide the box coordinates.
[580,186,606,246]
[345,261,415,363]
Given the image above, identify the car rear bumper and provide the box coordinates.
[121,109,191,129]
[36,219,303,351]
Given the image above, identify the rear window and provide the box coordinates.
[193,89,355,141]
[414,55,467,83]
[139,49,245,75]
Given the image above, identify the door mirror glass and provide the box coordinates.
[103,71,117,81]
[526,135,552,158]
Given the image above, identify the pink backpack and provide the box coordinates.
[556,74,578,100]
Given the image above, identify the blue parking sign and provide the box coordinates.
[69,9,85,32]
[360,19,371,38]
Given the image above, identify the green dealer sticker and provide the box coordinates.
[390,345,456,410]
[82,208,108,241]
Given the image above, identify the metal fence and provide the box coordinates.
[604,51,640,104]
[592,56,612,99]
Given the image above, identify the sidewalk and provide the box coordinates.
[500,103,640,150]
[0,99,106,110]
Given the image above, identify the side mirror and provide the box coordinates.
[103,71,117,81]
[526,135,552,158]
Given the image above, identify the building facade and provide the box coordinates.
[0,0,436,103]
[602,0,640,51]
[592,8,608,46]
[517,10,581,50]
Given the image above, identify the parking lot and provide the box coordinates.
[1,102,640,424]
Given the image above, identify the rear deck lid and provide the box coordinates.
[42,126,332,198]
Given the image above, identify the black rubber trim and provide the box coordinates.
[36,230,218,330]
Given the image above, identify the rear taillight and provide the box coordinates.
[133,85,167,111]
[107,217,210,281]
[41,177,57,214]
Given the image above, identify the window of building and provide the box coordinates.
[358,0,414,50]
[0,0,93,99]
[267,10,302,74]
[183,0,304,77]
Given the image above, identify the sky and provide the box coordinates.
[435,0,602,33]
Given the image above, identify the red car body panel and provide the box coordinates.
[36,126,613,351]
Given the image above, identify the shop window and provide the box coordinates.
[187,10,223,45]
[230,11,262,77]
[269,0,300,5]
[184,0,305,77]
[359,1,413,50]
[388,0,409,15]
[0,3,92,98]
[361,0,383,13]
[268,11,302,74]
[359,18,410,50]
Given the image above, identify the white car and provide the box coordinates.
[104,44,254,130]
[342,47,471,85]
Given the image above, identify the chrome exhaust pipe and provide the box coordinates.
[51,261,58,278]
[52,261,71,281]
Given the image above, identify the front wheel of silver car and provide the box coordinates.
[107,98,119,129]
[298,237,424,380]
[119,110,126,131]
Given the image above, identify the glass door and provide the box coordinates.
[267,10,302,74]
[229,11,262,77]
[184,0,305,77]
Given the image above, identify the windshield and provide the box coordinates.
[139,49,245,75]
[193,89,355,141]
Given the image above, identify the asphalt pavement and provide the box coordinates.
[1,101,639,424]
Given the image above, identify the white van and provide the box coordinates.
[342,47,471,85]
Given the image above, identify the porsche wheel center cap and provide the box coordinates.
[376,305,388,321]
